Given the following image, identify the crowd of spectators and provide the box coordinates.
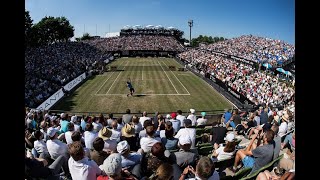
[25,104,295,179]
[178,49,295,107]
[205,35,295,67]
[25,42,110,108]
[84,35,185,52]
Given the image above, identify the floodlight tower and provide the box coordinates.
[188,20,193,46]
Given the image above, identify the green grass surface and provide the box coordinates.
[52,57,234,114]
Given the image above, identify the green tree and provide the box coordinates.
[25,10,33,46]
[32,16,75,45]
[80,33,94,41]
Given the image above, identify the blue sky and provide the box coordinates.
[26,0,295,45]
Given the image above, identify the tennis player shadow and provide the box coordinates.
[135,94,147,97]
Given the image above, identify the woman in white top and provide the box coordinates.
[211,133,237,162]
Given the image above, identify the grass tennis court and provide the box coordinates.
[52,57,234,114]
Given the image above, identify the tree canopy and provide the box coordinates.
[190,35,227,47]
[75,32,95,41]
[25,10,75,47]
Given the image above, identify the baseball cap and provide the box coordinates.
[100,153,122,176]
[201,112,206,116]
[117,140,130,154]
[171,112,177,119]
[224,133,235,142]
[60,113,66,119]
[190,109,195,114]
[47,127,58,137]
[179,136,192,145]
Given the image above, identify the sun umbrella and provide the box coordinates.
[276,68,286,73]
[263,63,272,69]
[285,71,292,76]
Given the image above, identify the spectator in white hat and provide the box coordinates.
[117,140,143,170]
[211,133,237,162]
[187,109,197,126]
[169,136,198,168]
[46,127,69,160]
[98,153,138,180]
[70,114,81,132]
[175,119,196,149]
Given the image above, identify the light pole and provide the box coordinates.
[188,20,193,46]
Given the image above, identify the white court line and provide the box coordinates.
[162,61,190,95]
[106,61,128,94]
[142,62,144,80]
[157,60,179,94]
[95,60,125,94]
[94,94,191,96]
